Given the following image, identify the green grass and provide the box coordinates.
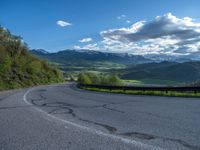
[139,79,181,85]
[123,79,181,86]
[123,79,142,84]
[81,86,200,98]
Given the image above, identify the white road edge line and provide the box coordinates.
[23,86,165,150]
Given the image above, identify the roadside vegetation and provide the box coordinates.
[81,87,200,98]
[0,26,64,90]
[78,71,122,85]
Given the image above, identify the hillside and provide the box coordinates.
[0,26,64,89]
[121,61,200,84]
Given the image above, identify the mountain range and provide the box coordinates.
[30,49,151,65]
[31,49,198,64]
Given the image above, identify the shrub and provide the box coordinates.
[103,73,121,85]
[78,72,92,84]
[78,72,121,85]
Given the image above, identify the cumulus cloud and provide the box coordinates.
[100,13,200,56]
[79,38,93,43]
[57,20,72,27]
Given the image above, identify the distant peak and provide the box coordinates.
[32,49,49,54]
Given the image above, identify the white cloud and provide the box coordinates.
[72,13,200,60]
[117,15,126,20]
[74,45,81,49]
[100,13,200,57]
[117,15,132,24]
[74,43,100,50]
[79,38,93,43]
[57,20,72,27]
[126,20,131,24]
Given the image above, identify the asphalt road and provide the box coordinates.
[0,83,200,150]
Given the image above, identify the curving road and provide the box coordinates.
[0,83,200,150]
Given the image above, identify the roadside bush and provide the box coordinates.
[103,74,121,85]
[78,72,92,84]
[78,72,122,85]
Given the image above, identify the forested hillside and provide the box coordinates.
[0,26,64,89]
[121,61,200,84]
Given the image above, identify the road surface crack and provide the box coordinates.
[120,132,200,150]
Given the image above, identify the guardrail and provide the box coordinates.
[78,84,200,93]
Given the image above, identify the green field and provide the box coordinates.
[122,79,181,86]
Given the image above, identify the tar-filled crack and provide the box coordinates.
[0,105,31,110]
[47,106,117,133]
[28,88,200,150]
[121,132,156,140]
[120,132,200,150]
[29,91,118,133]
[102,103,125,113]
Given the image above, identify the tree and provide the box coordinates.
[78,72,121,85]
[78,72,92,84]
[106,74,121,85]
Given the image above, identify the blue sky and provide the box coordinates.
[1,0,200,56]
